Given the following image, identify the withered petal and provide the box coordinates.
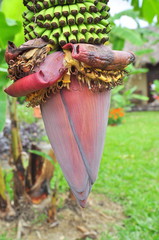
[63,43,135,70]
[5,51,66,97]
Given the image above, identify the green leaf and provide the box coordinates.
[0,50,5,65]
[135,48,154,56]
[153,80,159,93]
[132,94,149,101]
[132,68,149,74]
[0,11,21,48]
[0,88,7,132]
[2,0,25,45]
[126,64,149,74]
[28,150,56,166]
[131,0,140,11]
[111,9,140,22]
[111,26,145,46]
[0,71,8,87]
[142,0,159,23]
[112,37,125,50]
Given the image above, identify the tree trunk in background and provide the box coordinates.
[8,97,25,206]
[0,166,16,220]
[9,97,22,163]
[0,166,8,216]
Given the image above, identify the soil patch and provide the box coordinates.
[0,193,125,240]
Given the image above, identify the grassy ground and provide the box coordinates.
[94,111,159,240]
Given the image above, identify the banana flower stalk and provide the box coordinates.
[5,39,135,207]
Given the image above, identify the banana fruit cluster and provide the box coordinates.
[23,0,111,47]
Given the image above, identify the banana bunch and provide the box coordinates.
[23,0,111,47]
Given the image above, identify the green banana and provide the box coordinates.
[25,33,30,41]
[84,0,98,6]
[84,12,93,24]
[58,0,67,5]
[34,25,46,37]
[100,11,109,19]
[69,4,79,15]
[92,32,100,44]
[106,24,112,33]
[28,30,37,39]
[100,19,109,27]
[59,15,67,27]
[22,11,27,18]
[43,19,52,29]
[62,5,69,16]
[77,3,86,13]
[83,2,97,12]
[49,35,58,45]
[35,9,46,20]
[76,12,84,24]
[29,23,35,30]
[23,20,30,27]
[77,32,85,43]
[41,29,52,41]
[45,7,54,20]
[105,5,110,12]
[86,24,95,32]
[66,0,76,4]
[96,2,106,12]
[96,23,106,32]
[101,27,107,33]
[25,23,34,33]
[91,12,101,23]
[85,32,94,43]
[51,17,60,28]
[94,24,102,33]
[52,27,62,37]
[26,2,36,12]
[68,33,77,44]
[43,0,52,8]
[78,23,87,34]
[37,19,44,28]
[24,29,29,35]
[62,25,71,37]
[58,34,67,46]
[70,25,79,35]
[36,2,44,11]
[54,5,62,18]
[24,10,34,22]
[98,32,109,44]
[49,0,56,4]
[67,14,76,25]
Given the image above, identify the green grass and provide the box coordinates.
[0,233,12,240]
[94,111,159,240]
